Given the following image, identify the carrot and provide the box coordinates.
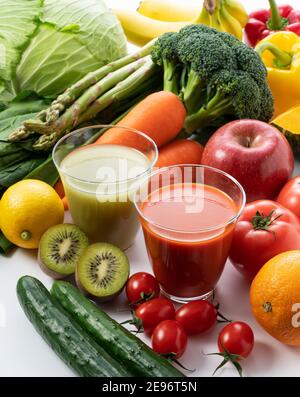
[156,139,203,168]
[62,196,69,211]
[96,91,186,148]
[54,179,65,199]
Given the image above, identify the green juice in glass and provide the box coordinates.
[60,144,151,249]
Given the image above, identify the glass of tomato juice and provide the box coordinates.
[134,165,246,303]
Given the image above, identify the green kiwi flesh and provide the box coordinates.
[39,224,89,279]
[76,243,130,301]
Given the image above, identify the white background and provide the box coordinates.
[1,0,300,377]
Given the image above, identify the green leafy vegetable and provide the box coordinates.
[0,157,46,189]
[0,100,46,121]
[24,155,59,186]
[0,100,49,190]
[0,232,14,256]
[0,102,46,169]
[0,0,127,102]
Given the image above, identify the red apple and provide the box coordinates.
[201,120,294,202]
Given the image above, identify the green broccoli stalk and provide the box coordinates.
[184,70,263,133]
[151,24,274,135]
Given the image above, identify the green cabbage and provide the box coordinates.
[0,0,127,101]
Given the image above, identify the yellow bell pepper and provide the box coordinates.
[256,31,300,118]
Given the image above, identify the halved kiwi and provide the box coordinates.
[76,243,130,302]
[38,224,89,279]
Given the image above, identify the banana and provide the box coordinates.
[218,4,243,40]
[114,8,188,47]
[138,0,248,28]
[197,1,244,39]
[197,1,225,33]
[224,0,248,27]
[197,4,213,27]
[138,0,198,22]
[209,13,223,31]
[116,0,248,46]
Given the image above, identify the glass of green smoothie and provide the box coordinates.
[53,125,158,250]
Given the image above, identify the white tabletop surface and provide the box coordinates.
[1,0,300,377]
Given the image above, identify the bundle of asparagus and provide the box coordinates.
[8,40,161,151]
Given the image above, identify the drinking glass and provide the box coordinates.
[53,125,158,250]
[134,164,246,302]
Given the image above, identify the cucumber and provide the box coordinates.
[51,281,185,377]
[17,276,133,377]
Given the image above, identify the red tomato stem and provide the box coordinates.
[208,347,244,377]
[213,301,232,323]
[121,311,144,332]
[128,291,156,308]
[162,353,195,372]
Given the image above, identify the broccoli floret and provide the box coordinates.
[209,29,268,85]
[151,24,274,134]
[178,24,220,37]
[176,30,237,112]
[217,31,241,47]
[184,68,273,134]
[151,32,181,95]
[257,84,275,122]
[233,43,268,85]
[184,70,264,133]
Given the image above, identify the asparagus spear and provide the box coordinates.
[32,59,159,151]
[77,59,159,125]
[8,55,155,143]
[40,40,156,124]
[23,57,150,136]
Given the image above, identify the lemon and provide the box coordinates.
[0,180,64,249]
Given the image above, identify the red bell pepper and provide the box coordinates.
[245,0,300,47]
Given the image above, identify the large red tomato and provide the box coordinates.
[277,176,300,219]
[229,200,300,281]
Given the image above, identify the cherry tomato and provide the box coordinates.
[152,320,188,359]
[277,176,300,219]
[175,300,217,335]
[229,200,300,281]
[134,298,175,334]
[218,322,254,359]
[126,272,160,305]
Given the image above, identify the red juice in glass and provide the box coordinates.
[135,165,245,302]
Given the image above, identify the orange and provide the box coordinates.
[250,250,300,346]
